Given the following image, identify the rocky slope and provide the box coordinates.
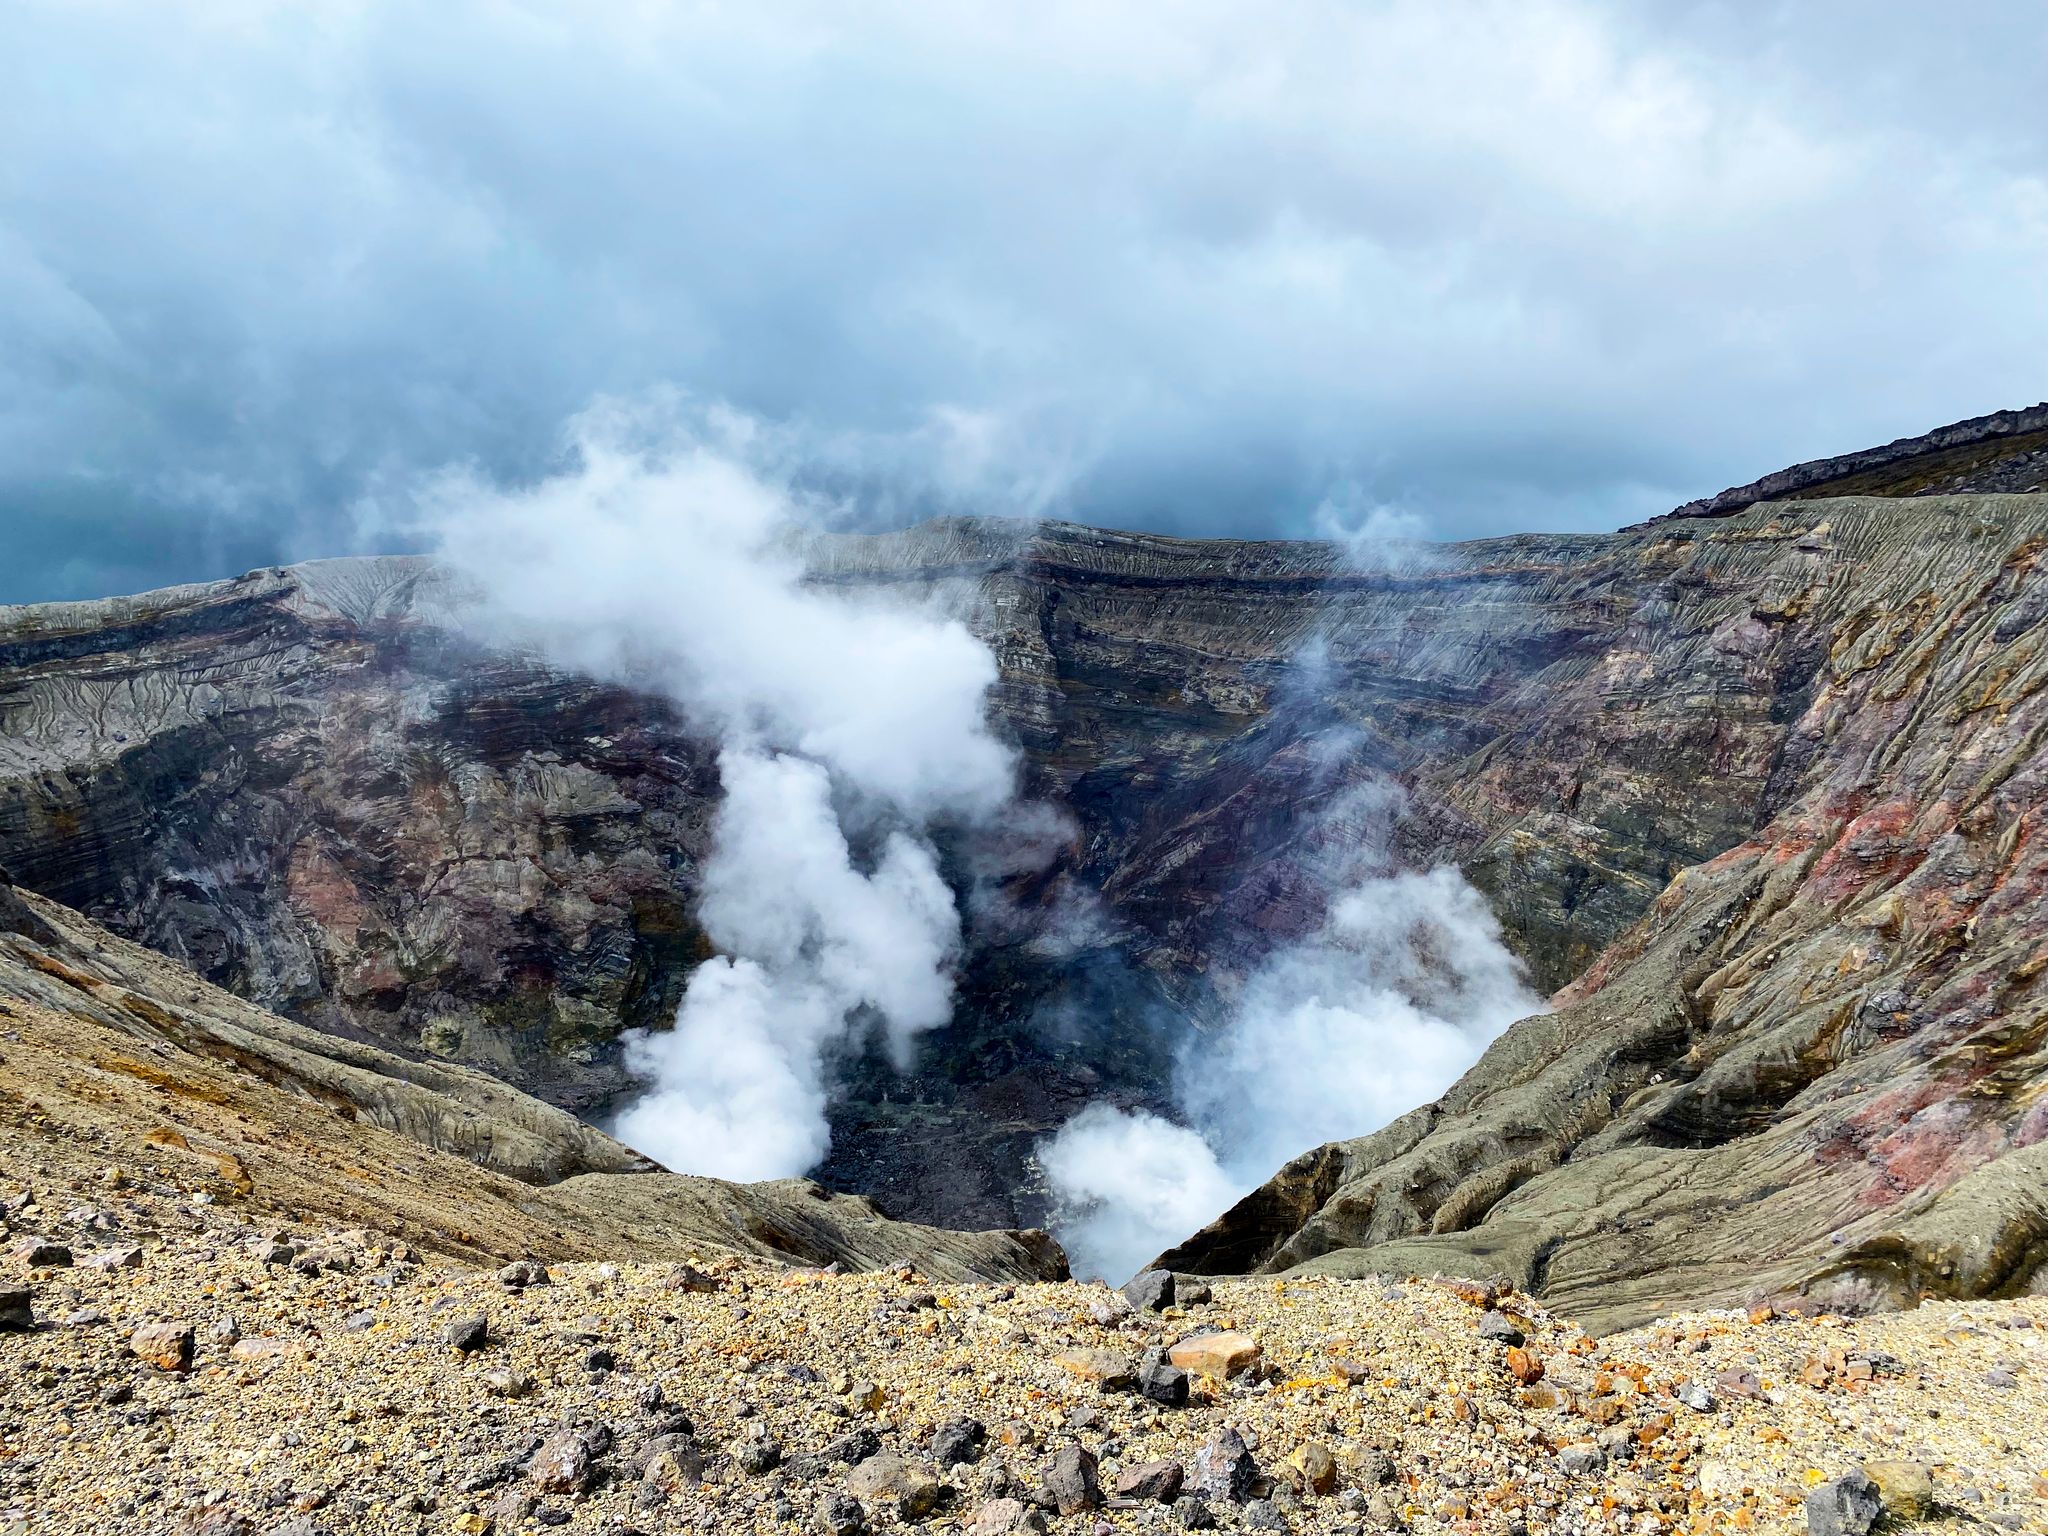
[1163,494,2048,1328]
[5,1168,2044,1536]
[0,870,1062,1282]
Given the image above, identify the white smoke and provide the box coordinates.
[418,398,1015,1180]
[1042,843,1541,1282]
[1037,1106,1240,1287]
[1040,737,1543,1281]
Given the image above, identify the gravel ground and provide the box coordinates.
[3,1165,2045,1536]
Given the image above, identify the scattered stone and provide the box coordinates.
[1714,1366,1762,1399]
[496,1260,549,1289]
[1505,1346,1544,1384]
[815,1492,868,1536]
[1040,1443,1102,1515]
[1284,1442,1336,1497]
[1558,1442,1606,1477]
[1350,1446,1396,1486]
[529,1426,607,1495]
[128,1320,194,1371]
[1167,1331,1260,1380]
[0,1288,32,1331]
[931,1417,986,1467]
[665,1263,720,1293]
[1189,1427,1258,1503]
[1805,1468,1881,1536]
[738,1437,783,1475]
[9,1239,70,1269]
[971,1498,1045,1535]
[1242,1498,1290,1531]
[84,1245,143,1271]
[1123,1269,1175,1313]
[1177,1280,1212,1305]
[825,1427,882,1466]
[439,1313,489,1353]
[481,1368,535,1398]
[1861,1460,1933,1520]
[1055,1347,1137,1391]
[847,1453,939,1520]
[1477,1312,1524,1345]
[1674,1378,1714,1412]
[1113,1458,1185,1503]
[1433,1277,1497,1309]
[1138,1347,1191,1407]
[643,1444,706,1492]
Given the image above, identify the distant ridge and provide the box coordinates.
[1636,400,2048,527]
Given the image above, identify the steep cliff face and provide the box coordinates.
[0,519,1819,1227]
[0,559,718,1116]
[1,492,2003,1237]
[1162,494,2048,1327]
[8,443,2048,1295]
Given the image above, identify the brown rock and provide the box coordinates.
[1039,1443,1101,1515]
[129,1320,194,1371]
[1053,1348,1135,1391]
[847,1454,940,1520]
[1113,1459,1185,1503]
[1506,1346,1544,1385]
[1285,1442,1337,1496]
[529,1427,603,1494]
[1167,1330,1261,1379]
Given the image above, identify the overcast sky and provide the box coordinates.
[2,1,2044,601]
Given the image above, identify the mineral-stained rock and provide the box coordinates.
[1860,1460,1933,1520]
[1168,1331,1260,1380]
[1156,496,2048,1327]
[1188,1428,1258,1503]
[1284,1443,1336,1497]
[129,1321,194,1371]
[1053,1348,1135,1391]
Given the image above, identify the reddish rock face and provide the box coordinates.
[1163,495,2048,1326]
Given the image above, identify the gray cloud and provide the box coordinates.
[2,0,2044,600]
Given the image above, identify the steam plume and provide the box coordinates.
[420,399,1014,1179]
